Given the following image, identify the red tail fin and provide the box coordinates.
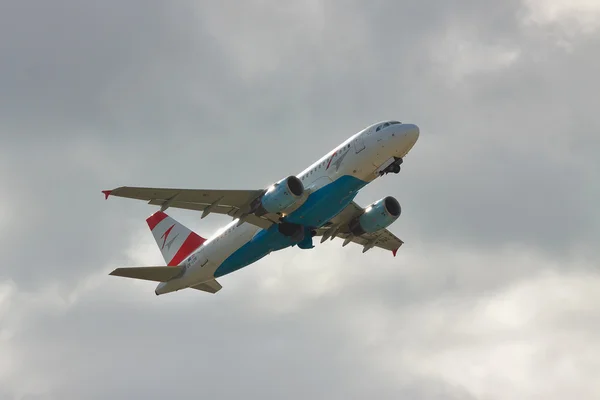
[146,211,206,266]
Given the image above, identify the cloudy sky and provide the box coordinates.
[1,0,599,398]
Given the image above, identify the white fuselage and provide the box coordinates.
[155,121,419,294]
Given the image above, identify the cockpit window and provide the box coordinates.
[375,122,389,132]
[375,121,402,132]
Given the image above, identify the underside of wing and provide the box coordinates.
[330,229,404,254]
[102,186,275,229]
[314,201,404,256]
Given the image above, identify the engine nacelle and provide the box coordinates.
[348,196,401,236]
[254,176,304,216]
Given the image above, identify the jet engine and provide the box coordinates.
[348,196,401,236]
[253,176,304,216]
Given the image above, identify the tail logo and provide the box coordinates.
[161,224,180,251]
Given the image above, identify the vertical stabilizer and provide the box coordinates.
[146,211,206,266]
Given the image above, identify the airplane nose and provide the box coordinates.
[403,124,420,144]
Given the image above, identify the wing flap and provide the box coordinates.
[145,199,274,229]
[315,201,403,255]
[109,266,184,282]
[107,186,262,207]
[335,230,404,253]
[103,186,275,229]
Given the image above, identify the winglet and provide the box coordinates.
[392,248,398,257]
[102,190,113,200]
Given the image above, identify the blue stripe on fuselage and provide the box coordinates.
[282,175,367,227]
[214,175,367,278]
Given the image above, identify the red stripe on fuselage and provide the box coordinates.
[168,233,206,266]
[146,211,168,231]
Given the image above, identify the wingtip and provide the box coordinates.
[102,190,112,200]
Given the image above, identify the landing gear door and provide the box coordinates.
[354,135,365,153]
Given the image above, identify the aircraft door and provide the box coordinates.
[354,134,365,153]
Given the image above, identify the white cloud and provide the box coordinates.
[0,281,67,398]
[522,0,600,35]
[3,242,599,399]
[345,258,600,400]
[190,1,327,80]
[430,27,520,83]
[0,282,16,385]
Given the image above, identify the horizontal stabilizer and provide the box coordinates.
[110,266,184,282]
[190,279,222,294]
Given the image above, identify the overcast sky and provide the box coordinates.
[1,0,599,399]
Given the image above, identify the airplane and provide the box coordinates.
[102,120,419,295]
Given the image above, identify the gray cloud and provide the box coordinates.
[1,0,599,398]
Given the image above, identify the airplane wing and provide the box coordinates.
[314,201,404,256]
[102,186,275,229]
